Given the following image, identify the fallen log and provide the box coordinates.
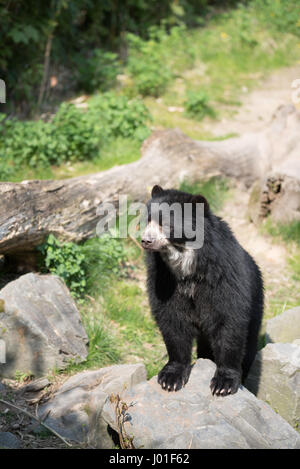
[0,104,299,258]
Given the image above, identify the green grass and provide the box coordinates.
[262,219,300,247]
[261,218,300,318]
[102,278,166,378]
[179,177,231,213]
[66,304,121,373]
[67,268,165,379]
[61,235,165,379]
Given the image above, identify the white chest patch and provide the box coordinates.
[162,245,197,278]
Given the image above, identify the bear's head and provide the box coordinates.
[141,185,209,252]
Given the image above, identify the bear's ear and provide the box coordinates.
[151,185,164,197]
[191,194,210,214]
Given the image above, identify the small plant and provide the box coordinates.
[184,91,217,121]
[127,32,173,97]
[78,309,121,369]
[15,370,34,383]
[38,234,87,299]
[81,234,129,295]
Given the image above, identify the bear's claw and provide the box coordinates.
[158,362,191,392]
[210,368,240,396]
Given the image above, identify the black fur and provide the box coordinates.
[144,187,264,396]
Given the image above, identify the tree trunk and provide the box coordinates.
[1,104,299,257]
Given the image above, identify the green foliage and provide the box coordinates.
[263,219,300,247]
[252,0,300,37]
[2,1,299,116]
[127,31,174,97]
[38,234,87,299]
[88,92,152,141]
[38,233,129,299]
[0,92,151,181]
[70,307,121,371]
[261,219,300,317]
[102,279,165,378]
[0,106,100,172]
[289,252,300,283]
[184,90,217,120]
[51,103,102,163]
[77,50,120,93]
[15,370,34,383]
[81,235,129,296]
[179,177,230,213]
[0,0,211,114]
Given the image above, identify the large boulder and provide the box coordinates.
[38,363,147,448]
[265,307,300,344]
[245,342,300,428]
[102,359,300,449]
[0,273,88,378]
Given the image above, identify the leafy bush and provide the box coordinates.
[127,31,173,97]
[38,233,129,299]
[89,92,152,141]
[184,91,217,120]
[51,103,101,162]
[252,0,300,37]
[38,234,87,299]
[77,50,120,93]
[0,105,101,171]
[0,92,151,180]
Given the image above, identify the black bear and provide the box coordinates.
[141,185,263,396]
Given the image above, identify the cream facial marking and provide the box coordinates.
[141,220,170,250]
[162,244,197,278]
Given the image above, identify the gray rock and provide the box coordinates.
[38,363,147,448]
[102,359,300,449]
[265,307,300,344]
[0,273,88,378]
[0,432,21,449]
[245,342,300,428]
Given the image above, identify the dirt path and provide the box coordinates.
[207,65,300,136]
[219,184,292,319]
[211,65,300,318]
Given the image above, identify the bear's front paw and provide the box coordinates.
[158,362,191,392]
[210,368,241,396]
